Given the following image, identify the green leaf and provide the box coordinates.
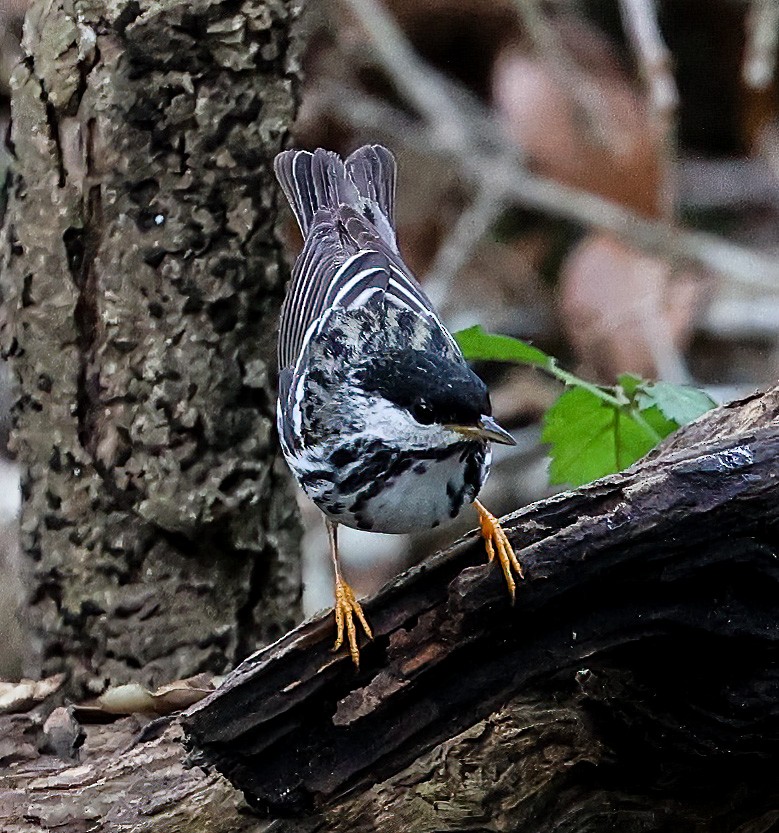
[541,387,659,487]
[617,373,643,397]
[454,327,716,486]
[454,325,551,368]
[638,404,679,438]
[636,381,716,425]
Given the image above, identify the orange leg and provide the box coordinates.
[474,499,524,602]
[327,519,373,668]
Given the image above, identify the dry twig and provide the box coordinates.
[618,0,678,221]
[422,188,506,316]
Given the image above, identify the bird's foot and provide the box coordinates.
[475,499,524,603]
[333,576,373,668]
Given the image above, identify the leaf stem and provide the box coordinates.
[544,360,623,408]
[544,361,663,443]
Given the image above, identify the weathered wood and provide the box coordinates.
[0,0,302,695]
[0,712,268,833]
[182,385,779,831]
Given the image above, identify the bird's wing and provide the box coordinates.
[276,366,296,453]
[336,206,442,321]
[278,204,458,373]
[277,209,391,372]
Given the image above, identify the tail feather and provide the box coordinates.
[345,145,396,226]
[274,148,358,237]
[274,145,398,246]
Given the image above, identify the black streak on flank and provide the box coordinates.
[338,449,395,494]
[463,449,484,498]
[299,470,333,488]
[329,446,359,468]
[306,368,331,390]
[348,478,384,514]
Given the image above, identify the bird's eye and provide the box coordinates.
[411,399,435,425]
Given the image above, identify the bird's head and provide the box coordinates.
[351,348,515,449]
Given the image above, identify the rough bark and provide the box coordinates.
[0,714,262,833]
[182,385,779,832]
[0,0,302,696]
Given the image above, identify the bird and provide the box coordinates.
[273,144,523,667]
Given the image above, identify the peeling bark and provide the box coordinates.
[0,0,302,696]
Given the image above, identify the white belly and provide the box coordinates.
[299,445,490,534]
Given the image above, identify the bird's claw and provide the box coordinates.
[333,576,373,668]
[475,499,524,603]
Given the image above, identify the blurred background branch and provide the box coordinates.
[618,0,678,221]
[743,0,779,89]
[341,0,778,292]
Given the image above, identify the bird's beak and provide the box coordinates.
[448,415,517,446]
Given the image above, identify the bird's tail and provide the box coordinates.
[274,145,397,243]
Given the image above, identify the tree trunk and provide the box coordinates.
[0,0,302,697]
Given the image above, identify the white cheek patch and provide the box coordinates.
[357,397,457,449]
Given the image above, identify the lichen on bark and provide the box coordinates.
[0,0,302,695]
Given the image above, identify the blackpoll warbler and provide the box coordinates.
[274,145,522,667]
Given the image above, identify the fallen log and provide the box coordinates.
[2,387,777,833]
[182,385,779,832]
